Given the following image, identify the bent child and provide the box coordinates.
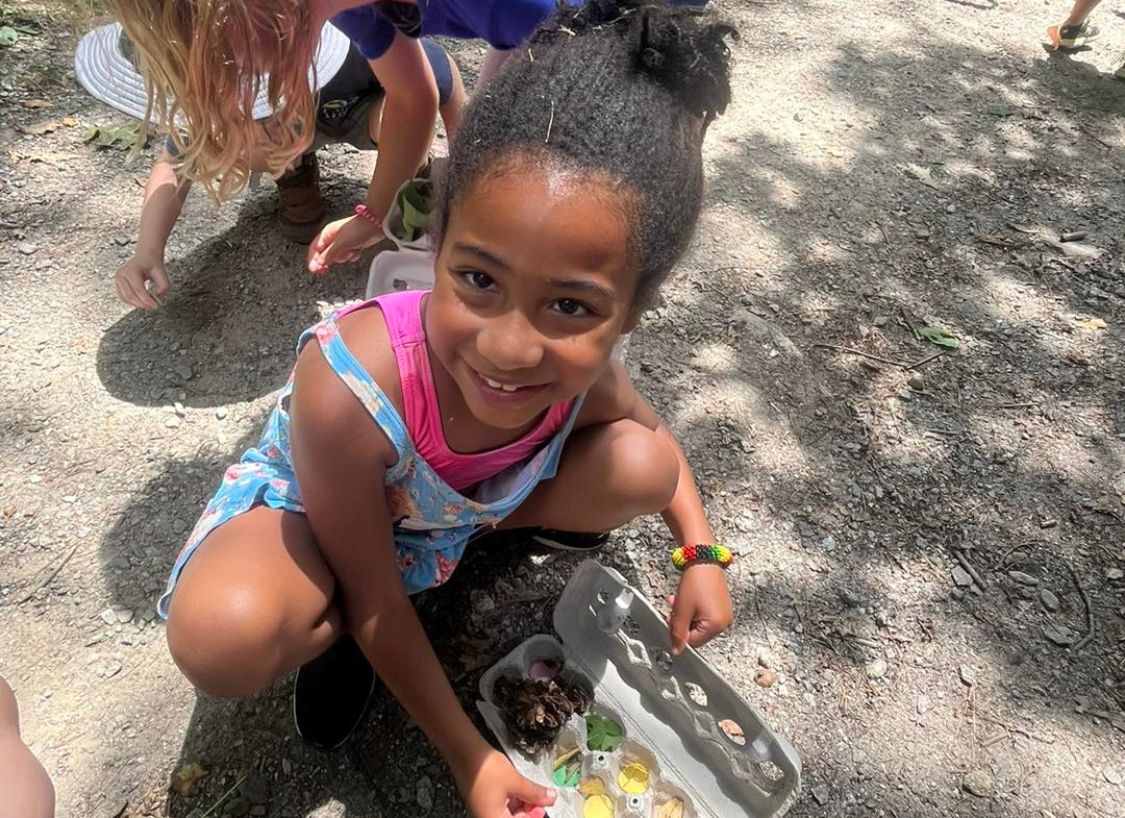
[75,22,463,310]
[160,2,737,816]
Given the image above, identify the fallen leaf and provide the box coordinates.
[0,26,17,47]
[84,122,145,150]
[22,99,51,109]
[18,121,59,136]
[1075,317,1107,331]
[171,762,208,797]
[61,116,78,127]
[918,325,960,349]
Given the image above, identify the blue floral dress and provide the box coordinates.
[158,303,582,618]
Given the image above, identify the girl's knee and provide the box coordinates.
[166,582,283,698]
[603,421,679,514]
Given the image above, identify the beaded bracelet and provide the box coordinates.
[354,203,381,225]
[671,544,733,571]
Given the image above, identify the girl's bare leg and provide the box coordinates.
[0,678,54,818]
[500,419,680,533]
[165,508,342,698]
[1064,0,1101,26]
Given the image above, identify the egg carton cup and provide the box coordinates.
[478,560,801,818]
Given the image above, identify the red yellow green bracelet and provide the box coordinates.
[671,544,734,571]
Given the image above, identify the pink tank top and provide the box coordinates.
[360,289,574,492]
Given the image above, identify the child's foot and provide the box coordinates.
[277,153,326,244]
[1047,20,1099,51]
[293,635,375,750]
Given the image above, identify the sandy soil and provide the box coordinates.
[2,1,1124,816]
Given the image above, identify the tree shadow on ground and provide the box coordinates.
[93,189,375,409]
[630,27,1125,818]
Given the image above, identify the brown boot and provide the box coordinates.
[276,153,325,244]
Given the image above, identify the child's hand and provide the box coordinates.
[454,747,557,818]
[306,215,385,275]
[114,252,170,311]
[668,563,734,655]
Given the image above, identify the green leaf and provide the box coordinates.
[918,325,960,349]
[585,715,623,752]
[0,26,18,47]
[552,762,581,788]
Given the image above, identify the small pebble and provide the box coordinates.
[17,242,37,255]
[1039,588,1060,611]
[865,658,888,680]
[216,408,229,420]
[811,785,830,805]
[952,566,973,587]
[755,668,777,688]
[916,694,931,714]
[416,776,434,811]
[1107,568,1124,581]
[963,768,994,797]
[959,665,976,686]
[165,417,181,429]
[907,372,924,390]
[1104,768,1123,785]
[1007,570,1039,586]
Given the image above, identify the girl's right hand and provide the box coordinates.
[114,253,170,311]
[454,747,557,818]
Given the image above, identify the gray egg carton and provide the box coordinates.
[478,560,801,818]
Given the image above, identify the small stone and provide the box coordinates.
[959,665,976,686]
[165,417,181,429]
[1104,768,1123,785]
[416,776,434,811]
[17,242,37,255]
[173,401,186,417]
[916,694,931,714]
[281,758,292,776]
[945,203,957,214]
[115,608,133,624]
[223,796,250,817]
[1107,568,1124,581]
[174,363,194,381]
[100,608,117,625]
[240,775,270,806]
[963,767,994,797]
[215,408,229,420]
[864,658,888,680]
[250,808,267,817]
[1042,622,1076,646]
[952,565,973,587]
[755,668,777,688]
[838,586,863,607]
[757,650,773,669]
[1007,570,1039,586]
[1039,588,1060,611]
[907,372,924,390]
[811,785,830,805]
[873,315,889,327]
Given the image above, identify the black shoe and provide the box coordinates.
[293,636,376,750]
[529,528,610,552]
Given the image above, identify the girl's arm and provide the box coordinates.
[307,32,438,274]
[289,340,555,818]
[115,151,191,310]
[580,362,734,653]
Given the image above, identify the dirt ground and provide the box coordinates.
[2,0,1125,816]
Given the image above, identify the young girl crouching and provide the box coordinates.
[160,2,737,816]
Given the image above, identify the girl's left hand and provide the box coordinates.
[307,214,385,275]
[667,563,734,655]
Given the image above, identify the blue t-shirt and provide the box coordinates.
[332,0,559,60]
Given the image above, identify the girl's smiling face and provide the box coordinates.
[426,162,639,431]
